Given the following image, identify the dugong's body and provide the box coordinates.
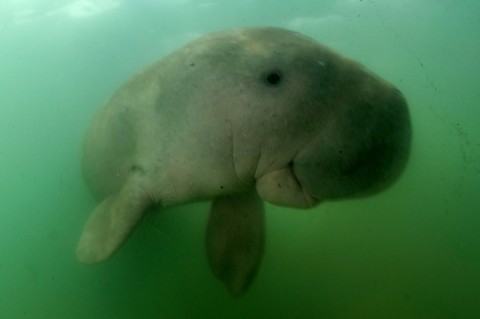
[78,27,411,296]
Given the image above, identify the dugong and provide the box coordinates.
[77,27,411,296]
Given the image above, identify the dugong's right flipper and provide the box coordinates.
[206,191,265,297]
[77,176,152,264]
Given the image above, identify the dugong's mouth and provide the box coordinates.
[289,162,321,204]
[255,164,320,209]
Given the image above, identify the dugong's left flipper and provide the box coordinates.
[77,176,151,264]
[206,191,265,297]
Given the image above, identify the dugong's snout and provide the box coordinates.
[293,84,411,202]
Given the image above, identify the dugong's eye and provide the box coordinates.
[262,70,283,87]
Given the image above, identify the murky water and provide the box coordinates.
[1,1,479,318]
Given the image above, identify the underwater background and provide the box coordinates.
[1,0,479,318]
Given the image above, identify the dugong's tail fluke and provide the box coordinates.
[206,191,265,297]
[77,175,152,264]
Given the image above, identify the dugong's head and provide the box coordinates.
[187,28,411,207]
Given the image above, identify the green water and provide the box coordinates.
[1,0,479,318]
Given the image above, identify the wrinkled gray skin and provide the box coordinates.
[77,27,411,297]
